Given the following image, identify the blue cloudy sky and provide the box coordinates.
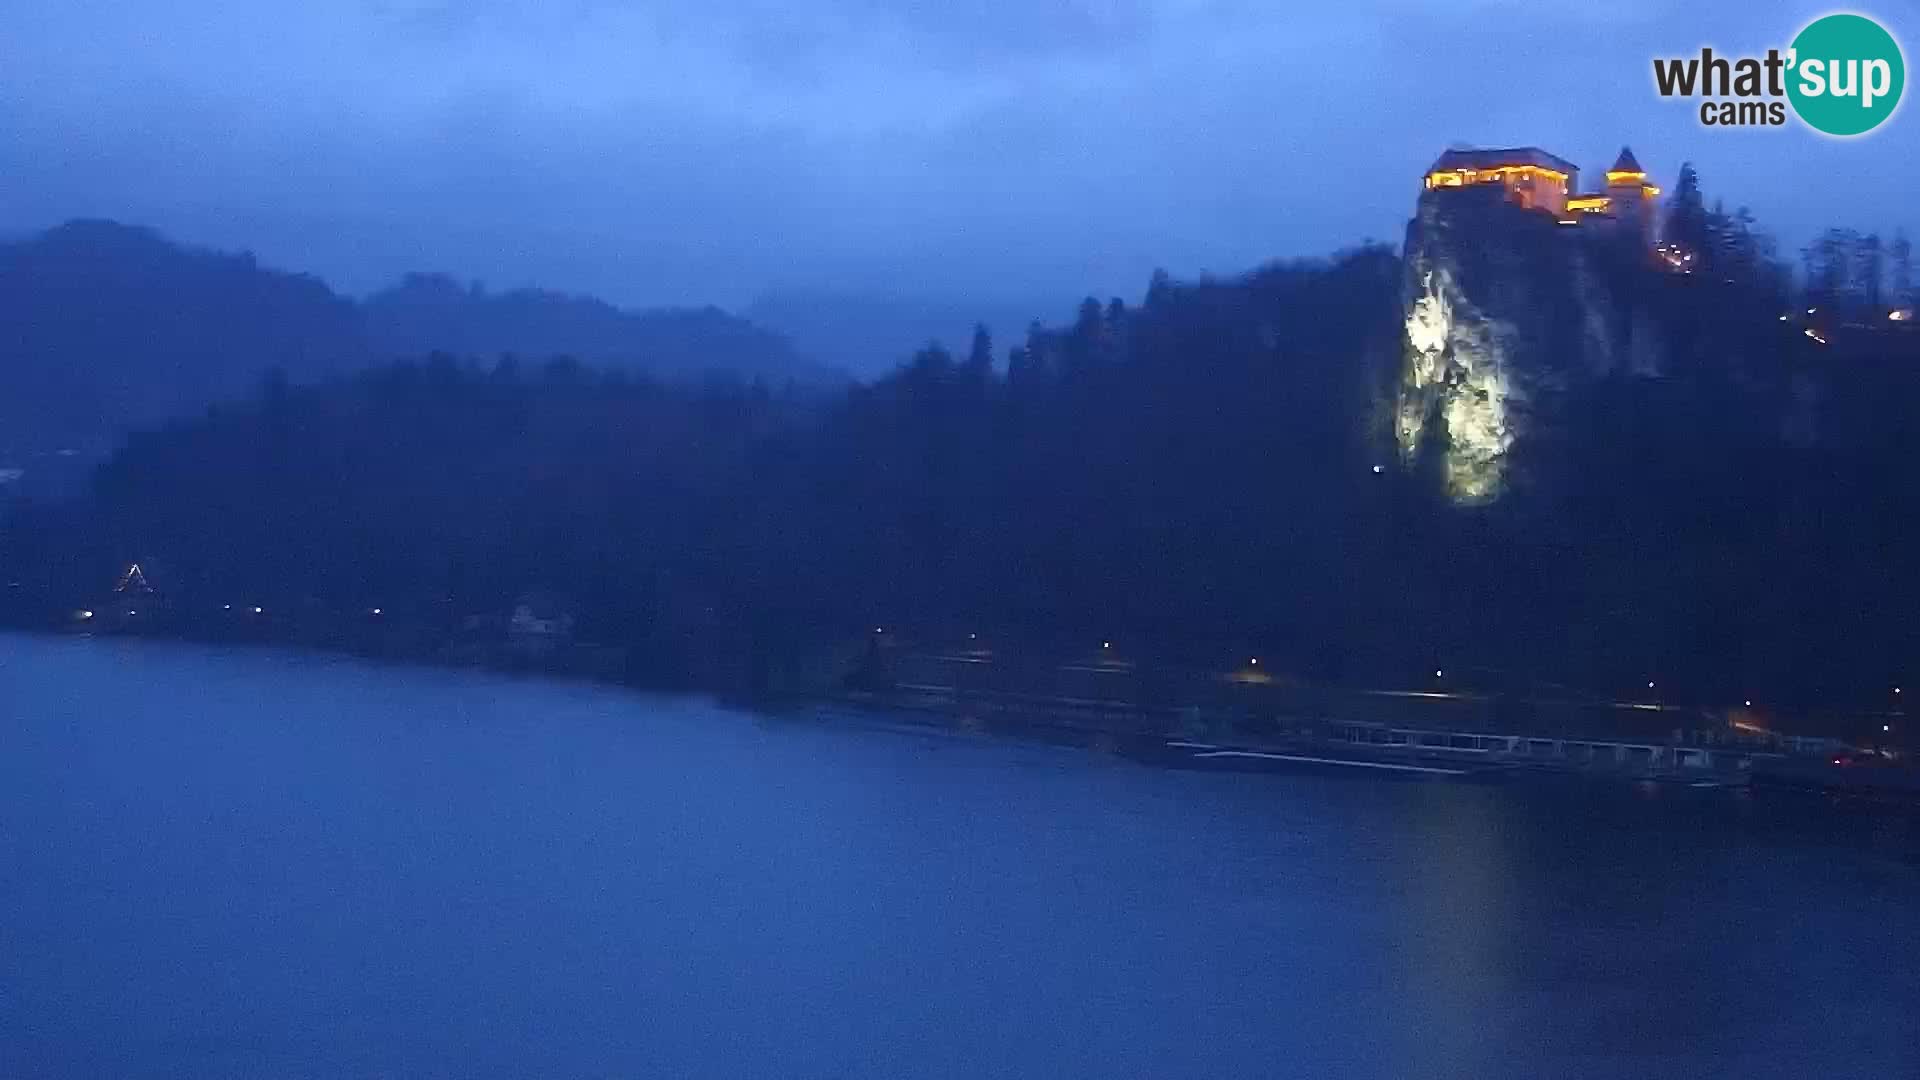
[3,0,1914,308]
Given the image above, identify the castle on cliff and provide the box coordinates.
[1422,146,1660,237]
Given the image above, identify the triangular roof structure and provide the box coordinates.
[113,562,153,594]
[1609,146,1644,175]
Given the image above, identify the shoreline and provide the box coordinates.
[11,624,1918,807]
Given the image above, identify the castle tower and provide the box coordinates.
[1603,147,1659,239]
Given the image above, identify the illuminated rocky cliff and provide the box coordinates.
[1396,188,1663,503]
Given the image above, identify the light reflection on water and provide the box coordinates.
[2,634,1916,1078]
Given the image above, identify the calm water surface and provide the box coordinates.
[3,634,1916,1077]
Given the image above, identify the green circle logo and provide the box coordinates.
[1787,14,1905,136]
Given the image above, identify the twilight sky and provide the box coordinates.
[3,0,1914,310]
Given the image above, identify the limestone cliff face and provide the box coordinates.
[1396,188,1661,503]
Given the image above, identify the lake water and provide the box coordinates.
[4,634,1916,1077]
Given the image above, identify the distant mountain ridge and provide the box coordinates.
[0,220,364,457]
[0,220,833,471]
[747,290,1066,379]
[363,273,840,385]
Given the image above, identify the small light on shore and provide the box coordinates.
[1102,641,1112,650]
[79,610,93,619]
[1647,681,1656,689]
[873,626,883,634]
[128,610,136,616]
[370,608,382,616]
[968,633,977,640]
[1883,724,1892,733]
[253,606,264,615]
[1744,699,1753,707]
[1434,669,1444,678]
[1249,657,1259,666]
[1371,464,1383,474]
[222,604,231,610]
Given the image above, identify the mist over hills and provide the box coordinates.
[0,220,837,475]
[0,221,364,458]
[746,291,1068,380]
[363,274,841,387]
[7,171,1920,710]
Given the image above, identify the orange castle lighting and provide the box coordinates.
[1424,145,1660,237]
[1423,147,1578,215]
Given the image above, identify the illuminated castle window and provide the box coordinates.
[1423,145,1659,239]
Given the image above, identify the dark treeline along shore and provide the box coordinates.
[3,165,1918,738]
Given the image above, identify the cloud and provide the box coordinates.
[0,0,1911,310]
